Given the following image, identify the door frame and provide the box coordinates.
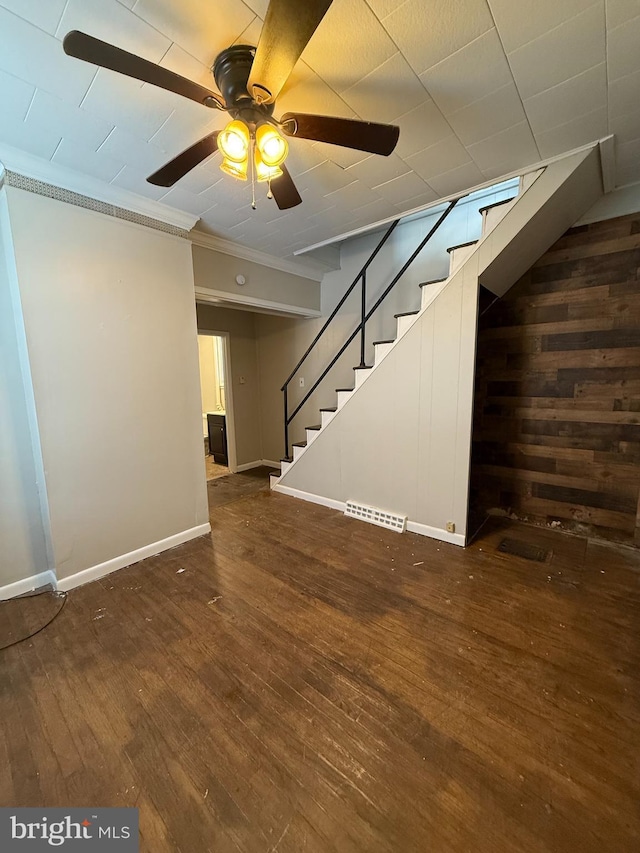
[197,329,238,474]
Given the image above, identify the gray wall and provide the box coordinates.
[0,188,50,589]
[7,186,209,582]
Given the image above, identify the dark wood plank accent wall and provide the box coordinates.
[470,211,640,544]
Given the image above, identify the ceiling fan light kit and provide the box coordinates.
[62,0,400,211]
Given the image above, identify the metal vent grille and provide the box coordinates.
[4,171,189,239]
[345,500,407,533]
[497,538,549,562]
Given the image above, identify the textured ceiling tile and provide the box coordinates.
[0,0,67,35]
[81,70,175,139]
[446,83,526,146]
[523,63,607,135]
[535,107,608,158]
[325,180,383,210]
[364,0,406,18]
[608,68,640,117]
[294,160,354,194]
[158,43,215,90]
[507,3,605,99]
[607,15,640,80]
[406,135,472,180]
[234,14,263,46]
[276,61,354,118]
[148,102,221,155]
[419,29,513,115]
[0,120,61,161]
[381,0,494,76]
[344,153,410,187]
[56,0,170,60]
[0,7,95,104]
[341,52,428,125]
[109,164,167,199]
[371,171,432,205]
[97,126,168,172]
[301,0,396,94]
[393,101,453,159]
[350,196,401,222]
[311,141,369,169]
[468,121,539,175]
[615,137,640,185]
[488,0,601,53]
[427,160,486,196]
[0,66,35,120]
[605,0,640,28]
[158,185,218,215]
[284,141,328,178]
[131,0,255,66]
[26,89,113,152]
[52,138,125,182]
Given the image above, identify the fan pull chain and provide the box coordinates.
[250,138,256,210]
[267,179,273,200]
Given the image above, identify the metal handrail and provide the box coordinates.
[281,196,462,458]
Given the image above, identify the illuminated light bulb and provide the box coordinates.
[218,119,250,163]
[220,157,248,181]
[255,123,288,167]
[254,147,283,183]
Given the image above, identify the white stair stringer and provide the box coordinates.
[271,147,603,543]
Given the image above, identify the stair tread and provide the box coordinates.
[320,406,337,412]
[419,277,447,288]
[353,364,373,370]
[292,441,307,448]
[281,456,292,463]
[373,339,395,346]
[306,424,322,431]
[478,196,515,215]
[446,239,478,253]
[394,310,419,318]
[335,387,354,392]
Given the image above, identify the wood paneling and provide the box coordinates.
[1,474,640,852]
[471,212,640,544]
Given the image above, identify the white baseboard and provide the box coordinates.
[272,483,346,512]
[235,459,282,472]
[0,569,57,601]
[406,520,466,547]
[57,523,211,593]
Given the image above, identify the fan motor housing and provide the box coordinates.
[213,45,275,120]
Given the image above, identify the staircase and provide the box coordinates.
[271,146,604,545]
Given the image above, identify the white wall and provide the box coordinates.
[0,188,51,591]
[6,187,209,584]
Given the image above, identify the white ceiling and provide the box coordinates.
[0,0,638,260]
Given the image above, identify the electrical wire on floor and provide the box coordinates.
[0,589,67,652]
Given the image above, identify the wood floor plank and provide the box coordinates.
[1,472,639,852]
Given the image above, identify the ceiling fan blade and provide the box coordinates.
[280,112,399,156]
[247,0,333,104]
[147,132,219,187]
[270,165,302,210]
[63,31,225,109]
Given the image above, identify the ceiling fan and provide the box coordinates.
[63,0,400,211]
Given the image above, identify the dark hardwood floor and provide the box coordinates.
[1,469,639,852]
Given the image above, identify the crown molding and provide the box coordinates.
[0,143,199,231]
[189,229,325,282]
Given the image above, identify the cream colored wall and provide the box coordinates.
[196,304,264,465]
[7,187,209,582]
[0,188,51,589]
[192,244,321,313]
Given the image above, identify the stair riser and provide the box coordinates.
[292,445,305,461]
[337,390,353,408]
[396,314,417,336]
[374,342,393,364]
[321,410,336,428]
[280,460,291,475]
[482,202,514,236]
[269,473,280,489]
[306,428,320,444]
[354,370,369,389]
[448,243,476,274]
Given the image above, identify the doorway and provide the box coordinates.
[197,333,235,480]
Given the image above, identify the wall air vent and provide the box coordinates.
[345,501,407,533]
